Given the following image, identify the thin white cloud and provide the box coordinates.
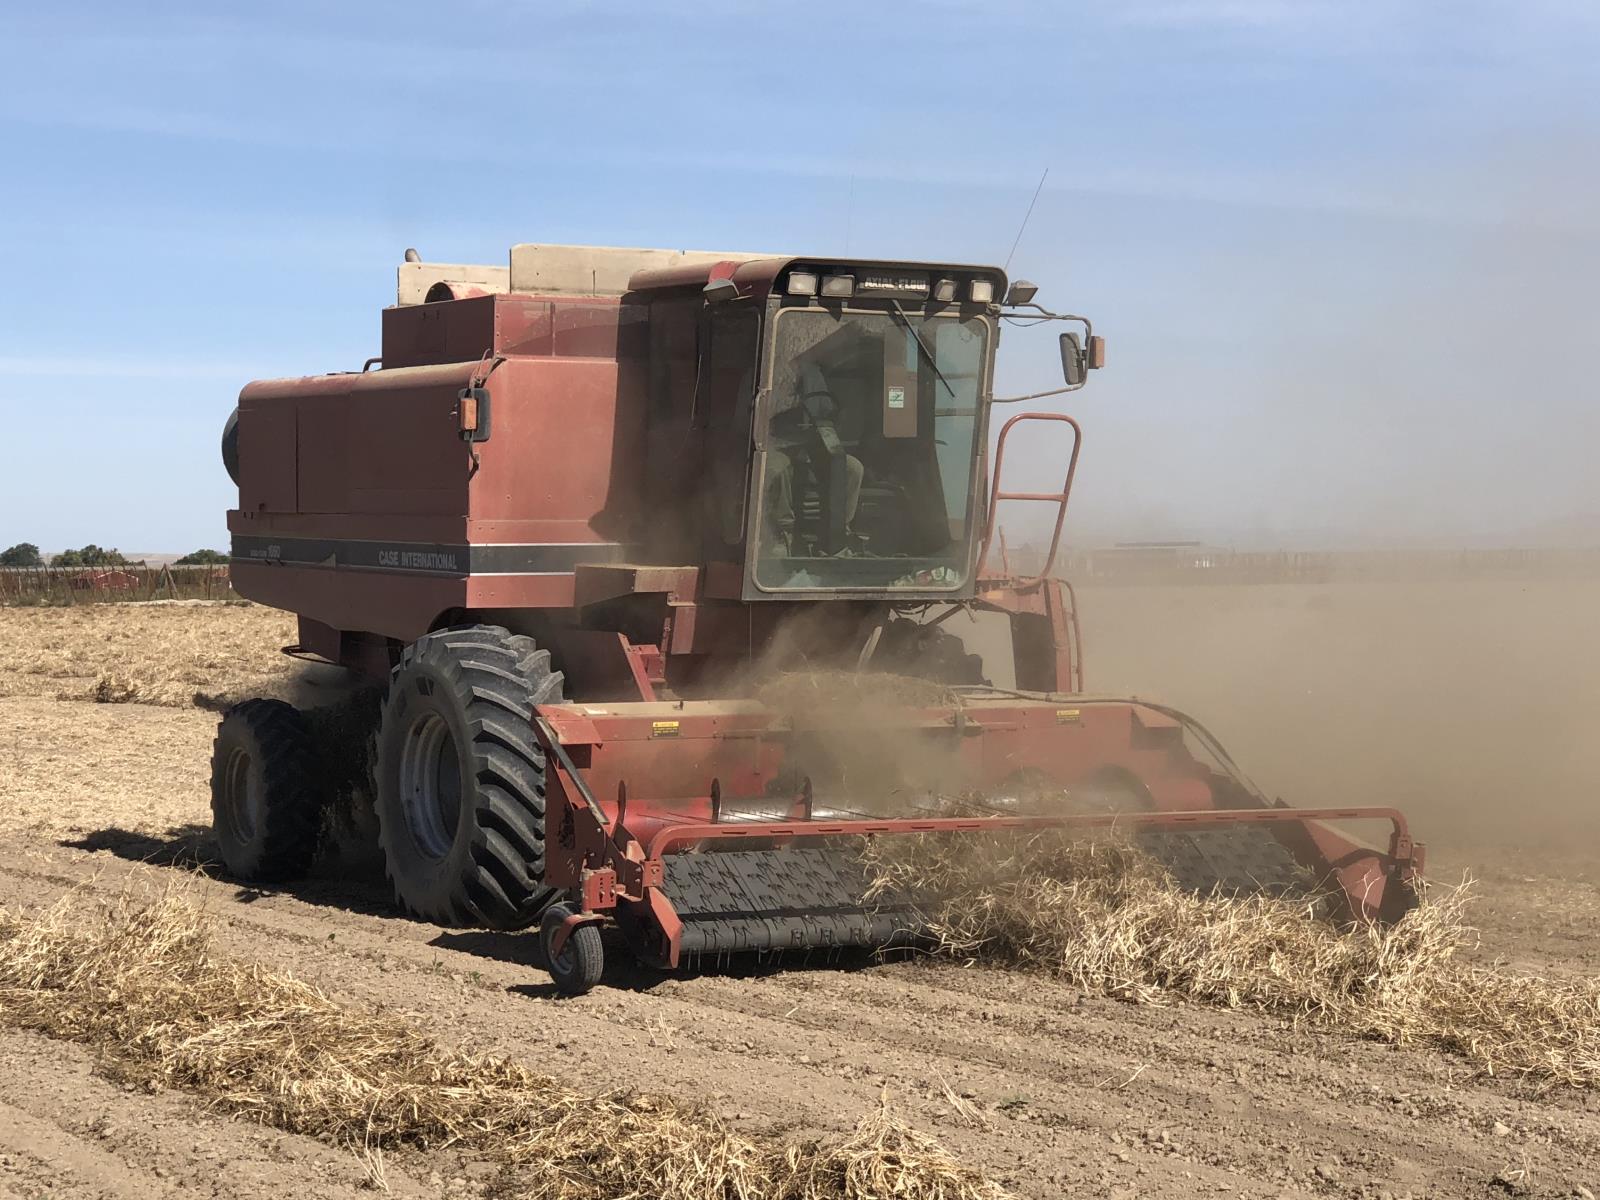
[1114,0,1348,30]
[0,357,271,381]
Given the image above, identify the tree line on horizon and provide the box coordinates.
[0,543,228,568]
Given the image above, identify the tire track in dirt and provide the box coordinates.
[0,1092,165,1200]
[0,1025,457,1199]
[4,839,1599,1198]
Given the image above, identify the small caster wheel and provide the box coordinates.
[540,903,603,995]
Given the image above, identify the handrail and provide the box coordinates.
[1059,576,1085,693]
[976,412,1082,584]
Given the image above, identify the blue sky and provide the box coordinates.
[1,1,1596,552]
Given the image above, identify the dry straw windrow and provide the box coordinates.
[867,832,1600,1088]
[0,884,1005,1200]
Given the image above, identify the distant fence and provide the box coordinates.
[0,564,236,605]
[6,548,1599,601]
[1045,547,1600,585]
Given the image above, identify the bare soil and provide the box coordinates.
[2,591,1598,1199]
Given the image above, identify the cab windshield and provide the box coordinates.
[752,307,987,591]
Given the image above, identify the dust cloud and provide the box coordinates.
[688,606,978,815]
[994,135,1600,552]
[987,143,1600,864]
[1073,575,1600,859]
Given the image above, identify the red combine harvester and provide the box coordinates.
[215,244,1422,993]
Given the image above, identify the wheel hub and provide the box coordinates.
[399,712,463,860]
[221,746,262,843]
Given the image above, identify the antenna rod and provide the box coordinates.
[1003,167,1049,272]
[845,174,855,255]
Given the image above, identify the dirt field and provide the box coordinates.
[1,591,1598,1199]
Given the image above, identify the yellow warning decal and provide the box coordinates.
[1055,708,1082,724]
[650,720,681,738]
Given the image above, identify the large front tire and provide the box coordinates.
[375,626,564,928]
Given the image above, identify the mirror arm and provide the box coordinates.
[987,380,1087,405]
[1000,304,1093,340]
[992,305,1102,401]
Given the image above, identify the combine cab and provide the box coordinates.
[212,243,1423,993]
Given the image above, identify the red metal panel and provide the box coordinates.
[467,355,644,536]
[551,301,624,358]
[346,377,472,518]
[495,299,555,357]
[231,561,466,649]
[295,395,351,513]
[238,403,297,513]
[527,697,1217,816]
[573,564,699,608]
[238,361,480,522]
[227,340,645,648]
[228,512,468,542]
[465,572,578,611]
[381,296,497,369]
[541,709,602,745]
[382,294,647,367]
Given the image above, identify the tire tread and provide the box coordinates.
[375,625,561,929]
[209,698,323,882]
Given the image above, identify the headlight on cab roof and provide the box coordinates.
[969,279,994,304]
[786,271,819,296]
[821,274,855,298]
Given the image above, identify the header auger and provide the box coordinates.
[212,243,1422,993]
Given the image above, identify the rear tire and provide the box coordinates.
[375,625,564,929]
[210,699,323,881]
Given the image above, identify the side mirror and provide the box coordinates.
[1059,332,1085,386]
